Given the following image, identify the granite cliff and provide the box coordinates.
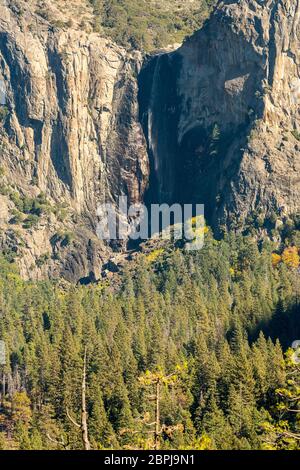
[141,0,300,233]
[0,0,148,281]
[0,0,299,281]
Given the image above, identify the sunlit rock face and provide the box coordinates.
[140,0,300,231]
[0,1,149,281]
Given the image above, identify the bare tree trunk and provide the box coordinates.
[66,347,91,450]
[81,347,90,450]
[155,379,160,450]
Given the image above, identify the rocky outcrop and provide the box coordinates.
[0,0,149,281]
[140,0,300,231]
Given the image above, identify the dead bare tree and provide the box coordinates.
[46,432,70,450]
[66,347,91,450]
[135,367,184,450]
[0,340,6,408]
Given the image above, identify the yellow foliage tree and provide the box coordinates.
[271,253,282,268]
[11,392,32,427]
[146,249,164,264]
[282,247,300,269]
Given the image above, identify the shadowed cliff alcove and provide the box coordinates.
[138,51,182,207]
[137,8,266,232]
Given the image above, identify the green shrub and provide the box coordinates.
[9,210,24,225]
[22,214,40,229]
[2,248,18,263]
[291,129,300,141]
[0,183,10,196]
[0,106,9,122]
[9,191,24,211]
[52,230,74,247]
[36,253,50,267]
[9,191,51,217]
[267,211,278,227]
[52,204,69,222]
[90,0,214,51]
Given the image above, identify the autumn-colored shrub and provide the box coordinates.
[282,246,300,269]
[271,253,282,268]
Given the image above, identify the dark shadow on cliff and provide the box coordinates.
[138,51,183,207]
[137,13,267,235]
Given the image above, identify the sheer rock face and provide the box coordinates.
[141,0,300,231]
[0,1,149,281]
[0,0,300,281]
